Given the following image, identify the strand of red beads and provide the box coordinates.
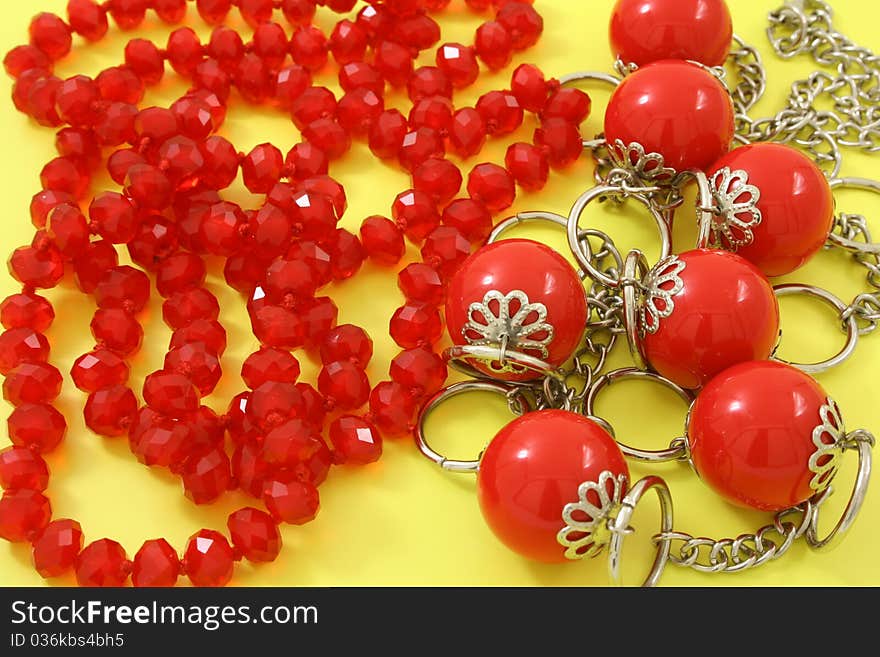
[0,0,590,586]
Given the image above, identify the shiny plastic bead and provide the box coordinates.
[124,39,163,85]
[408,66,452,102]
[167,27,202,76]
[412,158,462,205]
[389,347,446,398]
[184,529,234,587]
[0,489,51,542]
[329,19,367,65]
[375,40,413,87]
[170,320,227,357]
[29,13,72,60]
[320,324,373,367]
[197,0,232,24]
[274,65,312,109]
[109,0,148,30]
[40,157,88,197]
[74,239,118,294]
[1,292,54,332]
[242,144,284,194]
[200,136,239,189]
[131,416,192,467]
[0,328,49,376]
[182,448,231,504]
[234,53,271,103]
[143,370,200,418]
[318,360,370,410]
[95,66,143,105]
[285,143,328,180]
[263,475,320,525]
[242,347,301,389]
[253,22,289,70]
[90,308,143,356]
[368,380,418,436]
[89,192,138,244]
[128,215,178,270]
[337,88,384,135]
[449,108,487,159]
[392,189,441,242]
[4,45,51,77]
[360,215,405,265]
[156,252,206,297]
[534,117,582,168]
[290,25,328,72]
[155,0,187,23]
[228,508,281,562]
[475,21,513,70]
[0,446,49,491]
[93,101,139,146]
[8,403,66,453]
[71,348,129,393]
[261,418,321,466]
[467,162,516,212]
[542,88,591,124]
[398,263,444,305]
[75,538,129,587]
[207,25,244,64]
[476,91,523,136]
[497,2,543,50]
[32,519,83,578]
[239,0,274,26]
[84,384,138,437]
[8,242,63,290]
[30,190,74,230]
[329,415,382,465]
[55,127,102,169]
[339,61,383,94]
[510,63,548,113]
[3,362,63,406]
[303,118,351,159]
[125,164,172,210]
[291,87,336,130]
[505,142,549,191]
[94,265,150,313]
[435,42,479,88]
[162,288,220,330]
[165,343,222,395]
[132,538,179,587]
[390,303,443,348]
[409,96,454,133]
[369,110,408,160]
[199,202,245,256]
[67,0,109,42]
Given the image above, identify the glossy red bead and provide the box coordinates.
[478,410,628,562]
[390,303,443,348]
[143,370,200,418]
[319,324,373,368]
[232,442,272,498]
[326,230,364,280]
[0,446,49,491]
[337,88,384,135]
[107,149,144,185]
[55,127,102,169]
[228,507,281,562]
[8,403,66,453]
[90,308,143,356]
[242,347,301,389]
[542,88,591,124]
[510,63,548,113]
[30,190,74,230]
[706,143,834,277]
[124,38,163,85]
[197,0,232,24]
[497,2,543,50]
[688,361,831,511]
[339,61,384,94]
[32,519,83,578]
[261,417,321,467]
[274,64,312,109]
[199,202,245,256]
[234,53,271,103]
[4,44,51,78]
[242,143,284,194]
[640,249,779,389]
[605,60,734,172]
[409,96,454,133]
[303,118,351,159]
[165,342,222,395]
[8,243,63,290]
[170,320,227,357]
[67,0,109,42]
[282,0,316,24]
[125,164,172,210]
[505,142,549,191]
[40,157,88,198]
[3,362,63,405]
[132,538,179,587]
[131,416,192,467]
[329,19,367,65]
[184,529,234,587]
[200,136,239,189]
[475,21,513,70]
[1,292,54,332]
[29,13,72,60]
[441,198,491,244]
[263,475,320,525]
[435,42,479,88]
[253,22,289,70]
[95,265,150,313]
[74,240,118,294]
[182,448,231,504]
[389,347,446,397]
[360,215,405,265]
[0,489,51,542]
[467,163,515,212]
[285,142,328,180]
[318,360,370,410]
[398,263,445,305]
[84,385,138,437]
[534,117,583,168]
[89,192,138,244]
[128,215,178,271]
[71,348,129,393]
[290,25,328,72]
[156,252,207,297]
[162,288,220,331]
[0,328,50,375]
[476,91,523,136]
[155,0,187,23]
[329,415,382,465]
[375,40,413,87]
[421,226,471,278]
[408,66,452,102]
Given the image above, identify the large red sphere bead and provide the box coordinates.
[688,360,837,511]
[477,410,629,563]
[639,249,779,389]
[705,143,834,277]
[604,60,734,171]
[445,239,588,381]
[609,0,733,67]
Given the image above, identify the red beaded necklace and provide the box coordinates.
[0,0,587,586]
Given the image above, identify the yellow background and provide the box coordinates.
[1,0,878,587]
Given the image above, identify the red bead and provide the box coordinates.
[155,253,205,297]
[408,66,452,102]
[170,320,227,357]
[8,403,66,453]
[242,144,284,194]
[640,249,779,389]
[274,66,311,111]
[475,21,513,70]
[505,142,549,191]
[173,98,216,142]
[84,384,137,437]
[165,343,222,395]
[0,489,51,542]
[199,202,245,256]
[239,0,274,26]
[3,362,63,406]
[192,60,231,102]
[242,347,300,389]
[605,60,734,172]
[389,347,446,397]
[409,96,454,133]
[155,0,187,23]
[128,215,178,270]
[446,239,589,380]
[689,361,835,511]
[329,415,382,465]
[396,13,441,51]
[390,303,443,348]
[360,215,405,265]
[232,442,271,498]
[91,308,143,355]
[4,45,51,78]
[328,228,365,281]
[1,292,54,332]
[478,410,628,562]
[398,263,444,305]
[32,519,83,578]
[75,539,130,587]
[107,149,144,186]
[207,25,244,65]
[253,22,289,70]
[375,40,413,87]
[95,102,139,147]
[56,127,102,170]
[41,157,88,198]
[265,258,317,303]
[160,136,207,187]
[476,91,523,136]
[287,190,338,242]
[13,69,50,114]
[143,370,200,417]
[369,109,408,160]
[392,189,441,242]
[132,539,179,587]
[610,0,732,67]
[234,53,271,103]
[184,529,234,587]
[26,76,63,127]
[263,475,320,525]
[167,28,202,77]
[182,448,231,504]
[290,25,328,72]
[250,204,293,260]
[200,136,239,189]
[287,239,333,284]
[534,117,583,168]
[302,118,351,159]
[228,507,281,562]
[435,43,479,88]
[0,328,49,376]
[223,253,263,294]
[125,39,164,85]
[30,190,74,229]
[261,418,321,466]
[251,304,305,349]
[67,0,108,41]
[706,143,834,276]
[467,162,515,212]
[247,380,302,430]
[125,164,172,210]
[511,63,548,113]
[339,61,384,94]
[368,380,417,437]
[8,242,63,290]
[329,19,367,65]
[71,348,129,392]
[109,0,148,30]
[318,360,370,410]
[0,446,49,491]
[88,193,137,244]
[399,128,444,173]
[337,88,384,135]
[497,2,543,50]
[286,143,328,181]
[449,108,487,159]
[282,0,316,25]
[162,288,220,330]
[131,416,192,467]
[542,88,591,125]
[29,13,72,60]
[95,265,150,313]
[320,324,373,367]
[197,0,232,24]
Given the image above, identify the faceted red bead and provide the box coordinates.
[155,0,187,23]
[232,442,270,498]
[223,253,262,294]
[184,529,234,587]
[0,489,51,542]
[413,158,462,206]
[289,191,339,241]
[26,76,63,128]
[355,3,392,39]
[390,347,447,397]
[247,380,302,431]
[300,296,339,347]
[167,27,202,77]
[91,308,143,356]
[89,193,137,244]
[170,321,227,358]
[3,362,63,406]
[0,292,54,332]
[56,127,102,170]
[337,88,384,135]
[0,328,49,375]
[32,519,83,578]
[197,0,232,24]
[476,91,524,136]
[143,370,201,417]
[369,109,408,160]
[281,0,315,26]
[408,66,452,102]
[302,175,347,216]
[511,63,548,113]
[125,164,172,210]
[165,343,222,395]
[441,198,492,243]
[131,416,192,467]
[329,19,367,65]
[107,149,144,186]
[239,0,274,27]
[264,258,316,303]
[124,38,163,85]
[288,239,334,284]
[71,348,129,393]
[192,59,231,102]
[534,117,583,168]
[4,44,50,78]
[375,40,413,87]
[155,253,205,298]
[263,475,320,525]
[182,448,231,504]
[505,142,549,191]
[30,190,74,230]
[318,360,370,410]
[67,0,109,42]
[249,205,292,261]
[542,88,591,125]
[173,96,218,142]
[199,136,239,189]
[242,144,284,194]
[368,380,418,437]
[158,136,205,186]
[285,142,328,180]
[390,303,443,348]
[360,215,405,265]
[436,42,479,88]
[8,403,66,453]
[8,242,63,290]
[73,239,118,294]
[13,69,50,114]
[206,25,244,65]
[449,108,487,159]
[302,118,351,159]
[75,539,129,587]
[290,25,328,72]
[261,418,321,466]
[132,539,179,587]
[109,0,148,30]
[41,157,88,198]
[251,304,305,349]
[162,288,220,330]
[295,382,326,431]
[329,415,382,465]
[398,127,444,172]
[135,106,179,147]
[320,324,373,367]
[475,22,513,70]
[339,61,384,94]
[468,162,516,211]
[0,446,49,491]
[241,347,300,390]
[409,96,454,134]
[392,189,441,242]
[29,13,72,61]
[228,507,281,562]
[54,75,96,129]
[94,265,150,313]
[398,262,445,305]
[421,226,471,278]
[84,385,137,437]
[327,228,365,280]
[397,13,441,51]
[234,53,272,103]
[497,2,543,50]
[199,202,245,256]
[253,22,290,70]
[128,215,178,270]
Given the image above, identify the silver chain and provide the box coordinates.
[830,212,880,334]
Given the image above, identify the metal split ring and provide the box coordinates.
[567,185,673,289]
[414,380,534,474]
[827,177,880,255]
[584,368,695,463]
[692,169,720,248]
[607,476,674,587]
[773,283,859,374]
[621,249,650,371]
[443,344,558,383]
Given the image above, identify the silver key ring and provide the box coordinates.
[827,177,880,255]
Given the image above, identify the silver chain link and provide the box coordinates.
[830,212,880,334]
